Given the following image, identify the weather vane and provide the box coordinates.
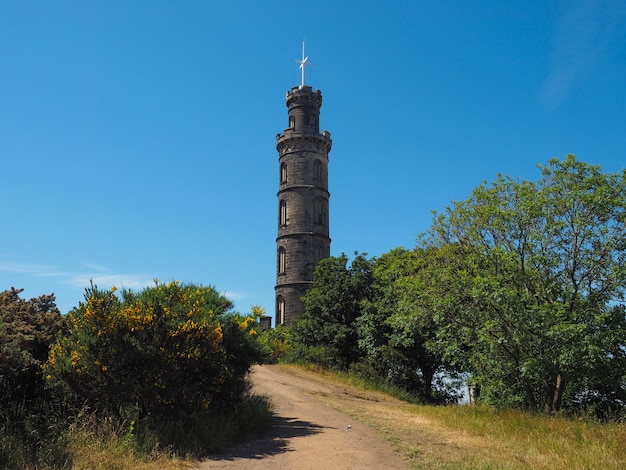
[295,40,313,88]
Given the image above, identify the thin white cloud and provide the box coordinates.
[0,261,67,278]
[0,260,152,292]
[540,0,626,109]
[221,290,247,302]
[65,273,153,291]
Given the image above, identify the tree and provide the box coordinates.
[424,155,626,412]
[0,288,68,404]
[0,288,69,467]
[291,253,373,369]
[358,248,458,402]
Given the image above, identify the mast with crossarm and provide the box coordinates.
[295,40,312,88]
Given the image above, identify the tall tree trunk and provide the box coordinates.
[543,376,554,412]
[552,373,566,412]
[521,376,537,410]
[543,373,566,412]
[421,368,434,399]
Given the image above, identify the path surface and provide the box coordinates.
[198,364,407,469]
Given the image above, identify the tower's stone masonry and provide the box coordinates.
[275,85,332,326]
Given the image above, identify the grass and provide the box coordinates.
[5,362,624,469]
[278,363,626,469]
[0,392,273,469]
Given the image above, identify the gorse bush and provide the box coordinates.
[2,282,271,467]
[46,281,263,420]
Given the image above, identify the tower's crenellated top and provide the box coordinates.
[285,86,322,114]
[278,85,330,145]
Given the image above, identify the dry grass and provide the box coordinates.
[67,440,195,470]
[63,391,273,469]
[64,421,197,470]
[279,364,626,469]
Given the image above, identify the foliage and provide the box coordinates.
[256,325,294,363]
[291,253,373,369]
[0,287,70,468]
[277,156,625,415]
[45,281,263,420]
[422,155,626,413]
[1,282,272,468]
[358,247,461,403]
[0,287,68,401]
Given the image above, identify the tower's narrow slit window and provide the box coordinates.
[279,200,287,226]
[314,159,322,181]
[278,247,286,274]
[280,162,287,183]
[315,198,324,224]
[276,296,285,325]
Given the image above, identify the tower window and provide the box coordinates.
[280,163,287,183]
[279,200,287,226]
[309,114,316,127]
[278,247,286,274]
[276,295,285,325]
[289,116,295,128]
[315,198,325,224]
[313,160,322,181]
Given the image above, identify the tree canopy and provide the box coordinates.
[286,156,625,414]
[423,155,626,412]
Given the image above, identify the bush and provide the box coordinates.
[0,288,70,469]
[0,288,68,403]
[256,325,293,363]
[45,281,263,420]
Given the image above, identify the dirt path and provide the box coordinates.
[198,364,407,469]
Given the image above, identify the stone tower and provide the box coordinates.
[275,83,332,326]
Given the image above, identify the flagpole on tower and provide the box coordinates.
[295,40,310,88]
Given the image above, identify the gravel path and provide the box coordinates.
[197,364,407,469]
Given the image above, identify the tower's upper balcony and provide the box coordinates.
[276,129,332,157]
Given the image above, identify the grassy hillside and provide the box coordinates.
[281,364,626,469]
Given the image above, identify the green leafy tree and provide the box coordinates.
[46,281,262,418]
[292,253,373,369]
[358,247,460,402]
[424,155,626,412]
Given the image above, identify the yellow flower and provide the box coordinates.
[70,350,81,367]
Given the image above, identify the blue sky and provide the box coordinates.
[1,1,625,320]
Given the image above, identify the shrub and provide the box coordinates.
[0,288,70,468]
[45,281,262,420]
[256,325,293,363]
